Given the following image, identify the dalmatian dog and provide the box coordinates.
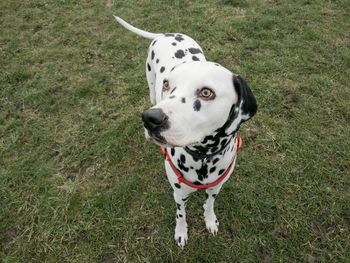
[114,16,257,248]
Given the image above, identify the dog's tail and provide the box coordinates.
[114,16,162,40]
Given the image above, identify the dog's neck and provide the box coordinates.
[184,131,236,162]
[182,102,241,162]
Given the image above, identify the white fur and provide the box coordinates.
[114,16,162,40]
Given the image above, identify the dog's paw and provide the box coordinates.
[174,231,188,248]
[205,217,219,235]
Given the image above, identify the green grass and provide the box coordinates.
[1,0,349,262]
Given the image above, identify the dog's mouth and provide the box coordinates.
[145,129,180,147]
[146,131,171,147]
[146,129,199,148]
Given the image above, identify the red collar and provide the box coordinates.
[161,134,243,190]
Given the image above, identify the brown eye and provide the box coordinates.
[199,87,215,100]
[162,80,170,91]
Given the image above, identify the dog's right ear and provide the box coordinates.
[233,75,257,121]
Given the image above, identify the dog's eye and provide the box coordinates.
[162,80,170,91]
[199,87,215,100]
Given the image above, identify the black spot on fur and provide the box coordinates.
[169,95,175,99]
[185,145,210,162]
[170,87,177,94]
[214,63,220,66]
[210,167,216,173]
[156,59,159,64]
[171,148,175,156]
[177,160,189,172]
[175,34,185,42]
[197,173,204,181]
[165,33,175,37]
[176,215,178,219]
[202,135,215,145]
[174,183,181,189]
[174,50,185,59]
[180,154,186,163]
[212,194,217,198]
[188,48,202,54]
[212,158,220,165]
[192,56,199,61]
[176,203,181,210]
[218,169,225,176]
[172,42,177,46]
[193,99,201,111]
[151,50,155,60]
[152,40,157,46]
[221,139,228,147]
[211,147,218,153]
[196,164,208,180]
[160,66,165,73]
[178,236,181,243]
[205,193,209,199]
[182,196,189,202]
[170,66,176,72]
[181,97,186,103]
[179,214,183,218]
[147,63,151,71]
[193,181,203,185]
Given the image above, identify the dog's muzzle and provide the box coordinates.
[142,108,170,143]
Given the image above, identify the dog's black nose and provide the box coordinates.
[142,108,169,131]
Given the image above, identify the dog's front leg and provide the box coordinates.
[203,187,222,235]
[173,191,190,248]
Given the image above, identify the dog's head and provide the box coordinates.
[142,61,257,147]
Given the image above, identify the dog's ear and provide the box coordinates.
[233,75,257,121]
[221,75,258,135]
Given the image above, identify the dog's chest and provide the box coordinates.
[168,138,237,185]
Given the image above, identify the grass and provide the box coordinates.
[1,0,349,262]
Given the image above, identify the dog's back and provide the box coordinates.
[114,16,206,104]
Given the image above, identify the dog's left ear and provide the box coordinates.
[221,75,258,135]
[233,75,257,121]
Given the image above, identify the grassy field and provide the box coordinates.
[1,0,349,262]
